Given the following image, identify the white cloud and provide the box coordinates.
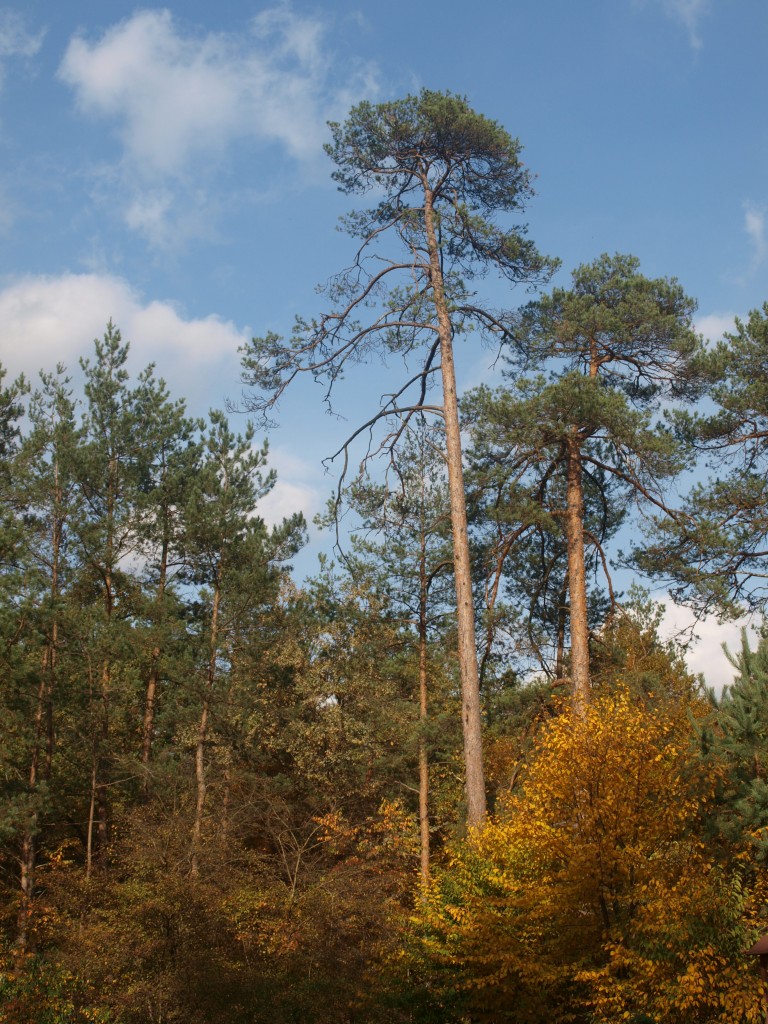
[658,0,710,49]
[744,201,767,269]
[0,12,40,55]
[57,7,376,247]
[0,10,43,70]
[659,596,753,692]
[256,444,325,530]
[124,189,174,237]
[0,272,246,411]
[0,271,327,549]
[695,312,736,343]
[58,8,376,178]
[260,478,320,530]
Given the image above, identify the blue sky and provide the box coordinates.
[0,0,766,682]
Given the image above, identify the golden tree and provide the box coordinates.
[414,686,765,1023]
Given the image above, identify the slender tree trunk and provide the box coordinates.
[555,575,569,681]
[97,665,111,854]
[423,185,486,826]
[221,760,231,846]
[45,481,62,781]
[85,652,110,868]
[18,497,62,949]
[142,537,169,793]
[86,758,97,880]
[190,696,210,878]
[142,650,160,790]
[418,553,430,885]
[19,641,57,927]
[564,434,590,713]
[94,456,117,861]
[17,672,46,950]
[191,578,220,877]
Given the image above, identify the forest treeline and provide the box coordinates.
[2,90,768,1023]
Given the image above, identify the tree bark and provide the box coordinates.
[86,758,97,880]
[423,184,486,826]
[191,578,220,877]
[93,657,111,859]
[142,536,169,793]
[564,434,590,713]
[18,488,62,948]
[555,575,569,682]
[17,673,46,949]
[94,454,117,860]
[418,546,430,885]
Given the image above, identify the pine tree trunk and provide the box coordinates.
[86,758,97,880]
[18,498,62,948]
[190,696,210,878]
[142,651,159,789]
[565,435,590,713]
[191,579,220,877]
[96,655,111,858]
[418,555,430,885]
[423,185,486,826]
[17,671,46,950]
[95,456,116,860]
[555,576,569,681]
[142,538,168,794]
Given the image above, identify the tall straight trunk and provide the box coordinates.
[190,696,210,878]
[423,185,486,826]
[44,472,61,780]
[95,455,118,857]
[18,489,62,949]
[564,434,590,714]
[191,578,220,877]
[555,575,569,681]
[86,758,97,880]
[84,646,111,869]
[19,637,57,930]
[96,658,111,854]
[418,551,430,885]
[141,649,160,791]
[18,674,46,949]
[142,535,169,792]
[96,545,113,858]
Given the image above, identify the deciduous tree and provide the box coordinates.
[411,683,762,1023]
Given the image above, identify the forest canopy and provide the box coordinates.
[2,91,768,1023]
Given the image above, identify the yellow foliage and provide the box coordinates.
[414,685,765,1022]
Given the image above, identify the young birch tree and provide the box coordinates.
[241,91,555,824]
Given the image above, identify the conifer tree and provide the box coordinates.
[464,412,624,684]
[0,365,35,944]
[130,367,204,790]
[466,254,700,710]
[74,325,149,868]
[715,628,768,860]
[242,90,556,823]
[637,303,768,616]
[13,367,79,945]
[334,420,455,879]
[184,411,305,875]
